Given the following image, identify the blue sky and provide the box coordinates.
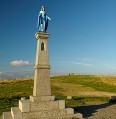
[1,0,116,75]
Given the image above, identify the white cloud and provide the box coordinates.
[71,62,94,67]
[10,60,32,66]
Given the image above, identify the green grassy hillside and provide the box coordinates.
[51,75,116,93]
[0,75,116,115]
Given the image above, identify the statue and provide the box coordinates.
[37,6,51,32]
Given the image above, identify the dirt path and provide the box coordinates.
[53,82,116,97]
[75,103,116,119]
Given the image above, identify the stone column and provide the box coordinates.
[33,32,51,97]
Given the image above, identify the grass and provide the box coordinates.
[0,75,116,115]
[51,75,116,93]
[0,78,33,99]
[0,78,34,114]
[0,96,20,115]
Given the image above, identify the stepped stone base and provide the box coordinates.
[3,112,12,119]
[2,96,83,119]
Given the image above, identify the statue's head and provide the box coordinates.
[41,6,46,11]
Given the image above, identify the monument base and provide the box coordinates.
[3,96,83,119]
[3,32,83,119]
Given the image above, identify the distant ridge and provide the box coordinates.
[0,71,116,80]
[0,71,34,80]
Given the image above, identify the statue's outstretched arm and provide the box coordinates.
[47,16,51,20]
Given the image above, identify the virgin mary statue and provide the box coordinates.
[37,6,51,32]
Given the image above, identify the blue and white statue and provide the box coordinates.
[37,6,51,32]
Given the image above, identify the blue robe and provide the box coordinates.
[37,11,49,32]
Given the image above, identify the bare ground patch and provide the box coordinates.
[52,82,116,97]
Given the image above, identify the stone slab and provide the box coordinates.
[30,95,55,102]
[67,96,72,100]
[3,111,83,119]
[58,100,65,109]
[19,98,66,112]
[66,108,74,115]
[19,99,30,112]
[30,101,58,111]
[22,108,74,118]
[30,100,65,111]
[2,112,12,119]
[11,107,22,119]
[39,113,83,119]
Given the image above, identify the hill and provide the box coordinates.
[0,75,116,115]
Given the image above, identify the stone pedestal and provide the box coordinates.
[33,32,51,97]
[2,32,83,119]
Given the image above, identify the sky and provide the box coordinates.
[1,0,116,75]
